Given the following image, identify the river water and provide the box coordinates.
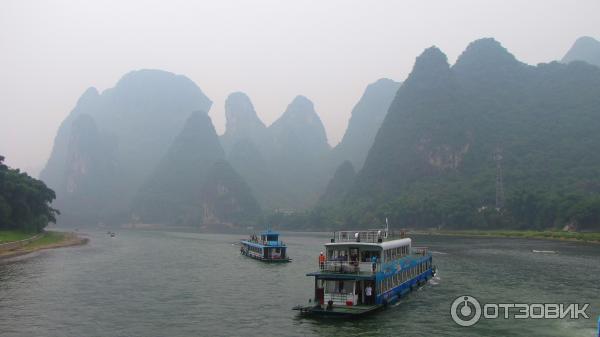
[0,230,598,337]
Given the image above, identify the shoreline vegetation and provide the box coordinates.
[100,224,600,244]
[409,229,600,243]
[0,230,88,260]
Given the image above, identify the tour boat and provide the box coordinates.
[240,230,291,263]
[293,225,435,318]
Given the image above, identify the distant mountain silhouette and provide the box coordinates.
[269,95,330,158]
[318,160,356,206]
[132,111,232,225]
[227,138,286,210]
[41,69,213,225]
[562,36,600,67]
[200,160,262,226]
[267,95,331,208]
[330,78,401,170]
[220,92,270,155]
[48,113,116,225]
[221,93,332,210]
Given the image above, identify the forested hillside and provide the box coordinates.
[308,38,600,231]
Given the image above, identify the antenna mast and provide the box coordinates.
[385,217,390,238]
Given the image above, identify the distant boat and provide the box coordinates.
[532,250,556,254]
[293,225,435,318]
[240,230,291,263]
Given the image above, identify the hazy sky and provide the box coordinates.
[1,0,599,177]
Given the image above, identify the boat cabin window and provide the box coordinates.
[359,250,380,262]
[383,245,409,262]
[325,280,353,294]
[261,234,278,242]
[247,245,262,253]
[327,248,348,261]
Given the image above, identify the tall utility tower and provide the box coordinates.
[494,148,505,211]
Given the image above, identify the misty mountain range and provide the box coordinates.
[39,36,600,230]
[40,66,398,226]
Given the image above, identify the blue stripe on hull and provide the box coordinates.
[240,240,287,249]
[376,269,434,305]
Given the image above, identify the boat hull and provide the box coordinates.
[241,250,291,263]
[293,304,383,318]
[294,269,435,318]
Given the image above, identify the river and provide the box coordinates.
[0,230,598,336]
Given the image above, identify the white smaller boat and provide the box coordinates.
[532,250,556,254]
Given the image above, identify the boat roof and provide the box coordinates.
[325,238,411,250]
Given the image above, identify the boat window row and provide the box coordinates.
[378,259,431,294]
[247,245,263,254]
[327,248,381,262]
[383,245,409,262]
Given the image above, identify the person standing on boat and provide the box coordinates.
[365,284,373,305]
[371,255,377,273]
[319,252,325,270]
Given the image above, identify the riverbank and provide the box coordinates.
[410,229,600,243]
[0,231,88,259]
[0,230,39,244]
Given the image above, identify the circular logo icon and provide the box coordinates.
[451,295,482,327]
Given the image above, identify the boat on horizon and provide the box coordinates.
[240,230,291,263]
[293,225,435,318]
[532,249,557,254]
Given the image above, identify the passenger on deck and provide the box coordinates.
[350,253,359,271]
[319,252,325,270]
[371,255,378,272]
[365,284,373,305]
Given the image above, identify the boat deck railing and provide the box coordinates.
[244,239,285,247]
[332,229,409,243]
[333,230,386,243]
[321,260,380,274]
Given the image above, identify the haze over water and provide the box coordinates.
[0,230,597,337]
[2,1,600,176]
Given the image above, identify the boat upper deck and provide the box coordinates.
[332,229,388,243]
[312,228,430,277]
[310,250,430,277]
[241,230,287,248]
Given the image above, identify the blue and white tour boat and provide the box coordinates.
[293,225,435,317]
[240,230,291,263]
